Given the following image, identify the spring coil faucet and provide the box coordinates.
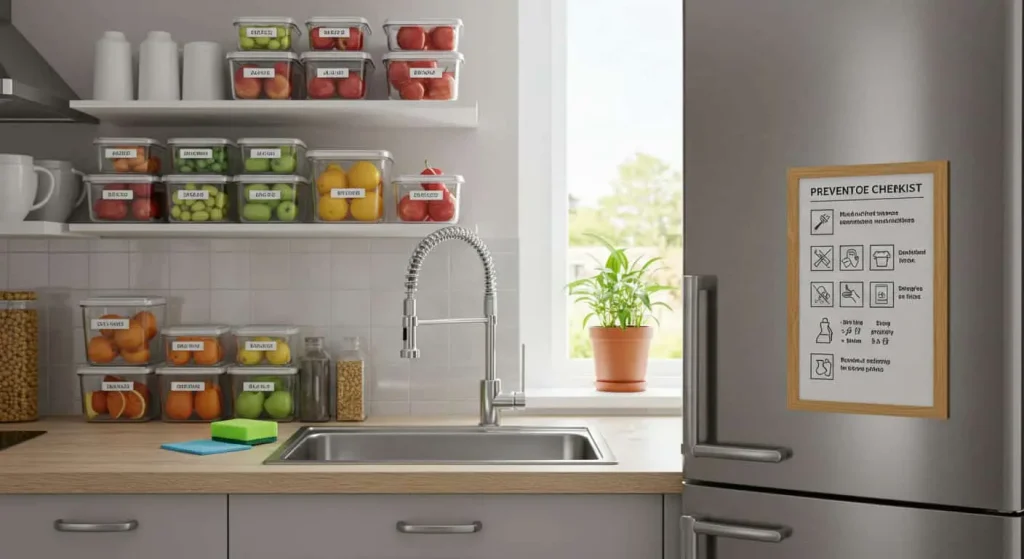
[401,226,525,426]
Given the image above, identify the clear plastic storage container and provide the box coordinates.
[85,175,165,223]
[165,175,232,223]
[227,366,297,422]
[163,325,231,367]
[306,17,371,51]
[382,18,463,51]
[307,149,392,223]
[0,292,39,423]
[382,51,463,101]
[167,138,236,175]
[80,297,166,366]
[300,52,373,99]
[227,51,303,100]
[392,174,463,223]
[236,175,306,223]
[232,326,300,366]
[78,366,158,422]
[234,16,300,51]
[336,337,367,421]
[238,138,306,174]
[156,366,226,422]
[94,137,164,174]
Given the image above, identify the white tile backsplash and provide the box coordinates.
[88,252,129,289]
[8,252,49,288]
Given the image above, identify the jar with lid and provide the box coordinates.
[336,336,367,421]
[0,291,39,422]
[298,337,332,422]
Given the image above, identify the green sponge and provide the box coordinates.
[211,419,278,446]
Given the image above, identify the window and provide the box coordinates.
[519,0,683,390]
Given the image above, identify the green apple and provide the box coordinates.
[244,183,270,203]
[236,391,265,419]
[252,375,285,393]
[245,157,271,173]
[242,203,272,222]
[270,155,296,173]
[271,183,295,201]
[263,391,293,419]
[276,201,297,222]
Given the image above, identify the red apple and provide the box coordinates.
[273,62,291,76]
[427,191,457,222]
[424,34,435,50]
[94,199,128,221]
[337,75,365,99]
[131,198,159,221]
[397,195,429,222]
[397,26,427,50]
[308,77,336,99]
[264,75,292,100]
[387,61,411,87]
[310,28,335,50]
[233,65,262,99]
[399,81,425,100]
[338,28,363,50]
[130,183,152,198]
[425,72,456,100]
[430,26,456,50]
[420,161,446,190]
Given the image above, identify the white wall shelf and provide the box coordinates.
[0,221,83,238]
[66,223,452,238]
[68,100,479,128]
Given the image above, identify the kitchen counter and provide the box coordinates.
[0,416,682,494]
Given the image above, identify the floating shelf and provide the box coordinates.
[0,221,82,238]
[66,223,453,239]
[68,100,479,128]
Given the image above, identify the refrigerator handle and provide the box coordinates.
[682,275,792,462]
[681,515,791,559]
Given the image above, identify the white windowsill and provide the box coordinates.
[523,387,681,416]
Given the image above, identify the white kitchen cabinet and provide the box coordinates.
[229,494,663,559]
[0,495,227,559]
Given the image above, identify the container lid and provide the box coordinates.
[226,51,301,62]
[156,366,227,375]
[382,51,465,63]
[166,138,236,146]
[162,174,232,184]
[306,16,372,31]
[307,149,394,161]
[227,366,299,376]
[231,325,301,336]
[237,137,307,148]
[163,324,232,336]
[393,174,464,185]
[77,365,155,376]
[233,16,301,31]
[80,296,167,307]
[84,174,162,185]
[383,18,464,29]
[93,137,162,146]
[233,174,308,184]
[299,51,372,62]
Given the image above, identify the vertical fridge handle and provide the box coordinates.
[682,275,791,462]
[681,515,791,559]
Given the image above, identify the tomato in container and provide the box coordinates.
[227,51,304,100]
[382,51,464,101]
[392,164,463,224]
[306,17,371,51]
[85,175,165,223]
[382,18,463,51]
[300,52,374,100]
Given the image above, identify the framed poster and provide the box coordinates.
[787,161,949,418]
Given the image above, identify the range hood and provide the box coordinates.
[0,0,96,123]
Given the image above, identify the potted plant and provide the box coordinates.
[567,235,673,392]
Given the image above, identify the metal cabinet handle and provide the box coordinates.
[682,275,792,463]
[54,520,139,533]
[681,516,790,559]
[396,521,482,534]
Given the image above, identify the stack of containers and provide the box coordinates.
[228,326,300,422]
[236,138,308,223]
[164,138,237,223]
[85,138,167,223]
[302,17,374,100]
[155,325,231,422]
[381,18,465,101]
[228,18,304,100]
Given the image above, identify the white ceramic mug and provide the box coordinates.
[27,160,86,223]
[0,154,58,223]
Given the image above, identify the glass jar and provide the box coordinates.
[298,337,332,422]
[335,336,367,421]
[0,291,39,422]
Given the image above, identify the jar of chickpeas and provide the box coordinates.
[0,291,39,422]
[335,337,367,421]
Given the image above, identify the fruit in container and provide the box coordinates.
[263,390,293,419]
[350,191,383,222]
[87,336,118,364]
[316,166,347,195]
[430,26,457,50]
[397,26,427,50]
[194,387,223,420]
[113,321,146,352]
[264,74,292,100]
[230,59,297,100]
[337,75,365,99]
[428,190,457,222]
[173,145,230,174]
[347,161,381,190]
[398,195,428,221]
[233,66,263,99]
[235,390,265,419]
[242,182,298,222]
[399,81,426,100]
[85,374,151,421]
[164,390,194,421]
[121,347,151,365]
[425,72,456,100]
[317,196,349,221]
[385,20,462,51]
[395,163,461,223]
[92,199,128,221]
[171,183,229,222]
[308,77,336,99]
[98,314,125,338]
[236,22,294,51]
[384,53,462,101]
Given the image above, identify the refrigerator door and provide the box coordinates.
[680,484,1021,559]
[682,0,1022,511]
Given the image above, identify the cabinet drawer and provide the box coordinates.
[0,495,227,559]
[230,494,662,559]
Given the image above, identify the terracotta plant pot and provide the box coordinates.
[589,326,653,392]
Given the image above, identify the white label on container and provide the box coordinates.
[243,382,276,392]
[245,27,278,38]
[92,318,130,330]
[178,190,210,200]
[319,27,351,38]
[316,67,350,79]
[105,148,138,159]
[101,190,134,201]
[249,190,282,201]
[410,68,444,79]
[171,341,205,351]
[410,190,444,201]
[171,381,205,392]
[251,148,281,159]
[331,188,365,199]
[101,381,133,391]
[244,340,278,351]
[243,67,275,79]
[179,148,213,159]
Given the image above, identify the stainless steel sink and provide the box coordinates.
[263,426,617,465]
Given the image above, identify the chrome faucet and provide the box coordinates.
[401,226,525,426]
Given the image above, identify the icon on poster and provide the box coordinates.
[810,209,834,236]
[810,282,834,308]
[810,353,834,380]
[869,244,895,271]
[870,282,895,308]
[810,246,833,271]
[839,281,863,308]
[815,318,833,344]
[839,245,863,271]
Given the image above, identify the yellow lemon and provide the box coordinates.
[265,339,291,365]
[237,349,262,365]
[350,191,383,222]
[316,168,347,196]
[347,161,380,190]
[326,163,344,172]
[317,195,349,222]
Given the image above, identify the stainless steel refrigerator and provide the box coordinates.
[680,0,1022,557]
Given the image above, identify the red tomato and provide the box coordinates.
[310,28,335,50]
[387,61,411,87]
[94,199,128,221]
[425,73,456,100]
[397,195,429,221]
[429,26,456,50]
[308,77,336,99]
[131,198,158,221]
[427,191,457,222]
[420,161,445,190]
[273,62,291,76]
[424,34,435,50]
[337,75,365,99]
[129,183,152,198]
[399,81,426,100]
[339,28,363,50]
[396,26,427,50]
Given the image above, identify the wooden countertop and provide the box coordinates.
[0,416,682,494]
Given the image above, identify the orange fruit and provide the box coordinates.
[121,346,150,364]
[193,388,222,421]
[168,349,191,366]
[87,336,118,364]
[98,314,125,338]
[133,311,159,340]
[132,381,150,401]
[114,321,146,351]
[164,391,194,421]
[123,390,147,420]
[106,392,127,419]
[192,338,222,366]
[113,159,132,172]
[90,391,108,415]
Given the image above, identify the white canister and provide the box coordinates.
[182,41,225,100]
[0,154,58,223]
[138,31,180,101]
[92,31,134,101]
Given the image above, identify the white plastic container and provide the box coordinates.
[300,52,374,100]
[228,366,298,422]
[307,150,393,223]
[236,175,306,223]
[163,324,232,367]
[234,17,300,51]
[392,174,463,223]
[167,138,235,175]
[93,137,164,174]
[156,366,227,422]
[382,18,463,51]
[164,175,232,223]
[85,175,165,223]
[227,51,303,100]
[232,326,300,366]
[382,51,464,101]
[306,17,371,51]
[238,138,306,174]
[77,366,158,422]
[80,297,166,367]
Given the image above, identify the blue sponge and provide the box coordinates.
[161,439,252,456]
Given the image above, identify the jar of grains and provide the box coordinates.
[0,291,39,422]
[335,336,367,421]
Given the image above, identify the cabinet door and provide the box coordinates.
[230,494,662,559]
[0,495,227,559]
